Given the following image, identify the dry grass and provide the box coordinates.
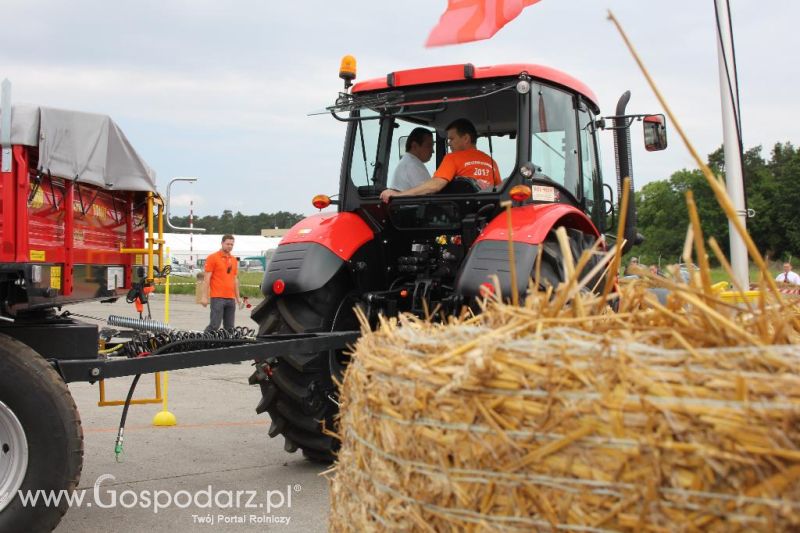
[328,268,800,531]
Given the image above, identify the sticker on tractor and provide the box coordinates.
[135,254,144,265]
[532,185,556,202]
[51,266,62,290]
[29,250,45,261]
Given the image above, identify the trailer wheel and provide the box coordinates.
[249,270,354,463]
[0,334,83,533]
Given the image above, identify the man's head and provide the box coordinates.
[445,118,478,152]
[405,128,434,163]
[784,262,793,273]
[221,234,235,254]
[629,257,639,266]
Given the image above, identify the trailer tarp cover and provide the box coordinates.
[1,104,156,192]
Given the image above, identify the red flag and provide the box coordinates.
[426,0,542,47]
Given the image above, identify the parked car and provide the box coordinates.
[170,264,194,277]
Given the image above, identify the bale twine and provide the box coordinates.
[328,280,800,532]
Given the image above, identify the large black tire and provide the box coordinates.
[0,334,84,533]
[249,271,356,463]
[535,228,605,293]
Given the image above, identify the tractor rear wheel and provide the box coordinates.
[535,228,605,293]
[0,334,84,533]
[249,271,357,462]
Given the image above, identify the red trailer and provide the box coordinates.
[0,87,166,531]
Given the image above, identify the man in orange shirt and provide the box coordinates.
[380,118,500,203]
[200,234,241,331]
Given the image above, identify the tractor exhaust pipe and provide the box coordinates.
[612,91,641,254]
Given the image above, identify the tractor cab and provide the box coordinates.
[328,63,606,231]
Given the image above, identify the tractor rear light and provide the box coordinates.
[509,184,532,202]
[272,279,285,295]
[399,289,409,298]
[479,282,495,297]
[312,194,331,210]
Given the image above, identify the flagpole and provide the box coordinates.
[714,0,749,288]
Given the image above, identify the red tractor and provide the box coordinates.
[249,59,667,461]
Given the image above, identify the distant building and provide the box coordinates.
[163,233,282,266]
[261,228,290,238]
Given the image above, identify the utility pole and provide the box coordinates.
[715,0,749,287]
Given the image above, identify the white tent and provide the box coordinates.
[163,233,282,265]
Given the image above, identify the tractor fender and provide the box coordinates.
[455,204,600,302]
[261,213,373,296]
[475,203,599,245]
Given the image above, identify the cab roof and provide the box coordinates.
[352,63,599,110]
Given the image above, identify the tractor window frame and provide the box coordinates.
[530,84,582,200]
[577,100,603,226]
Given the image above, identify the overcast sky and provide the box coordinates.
[2,1,797,219]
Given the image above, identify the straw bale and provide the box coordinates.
[328,279,800,532]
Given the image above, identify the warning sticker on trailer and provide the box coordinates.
[29,250,45,261]
[51,266,62,290]
[532,185,556,202]
[107,267,124,291]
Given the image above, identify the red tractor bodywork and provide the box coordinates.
[352,63,599,107]
[476,203,600,246]
[279,212,373,261]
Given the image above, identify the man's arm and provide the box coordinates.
[235,277,241,304]
[380,177,448,203]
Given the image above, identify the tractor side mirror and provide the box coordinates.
[643,114,667,151]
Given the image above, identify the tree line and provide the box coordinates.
[632,142,799,265]
[169,210,305,235]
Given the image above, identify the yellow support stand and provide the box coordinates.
[98,374,162,407]
[153,246,177,427]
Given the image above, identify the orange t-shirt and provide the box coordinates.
[434,148,501,189]
[205,250,238,298]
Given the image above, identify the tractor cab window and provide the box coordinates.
[349,109,382,189]
[474,134,515,186]
[344,80,522,198]
[531,86,580,199]
[577,103,600,217]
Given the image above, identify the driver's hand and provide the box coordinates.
[380,189,398,203]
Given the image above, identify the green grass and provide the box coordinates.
[152,271,265,298]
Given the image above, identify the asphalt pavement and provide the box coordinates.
[55,294,329,533]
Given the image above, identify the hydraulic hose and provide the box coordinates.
[113,334,258,460]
